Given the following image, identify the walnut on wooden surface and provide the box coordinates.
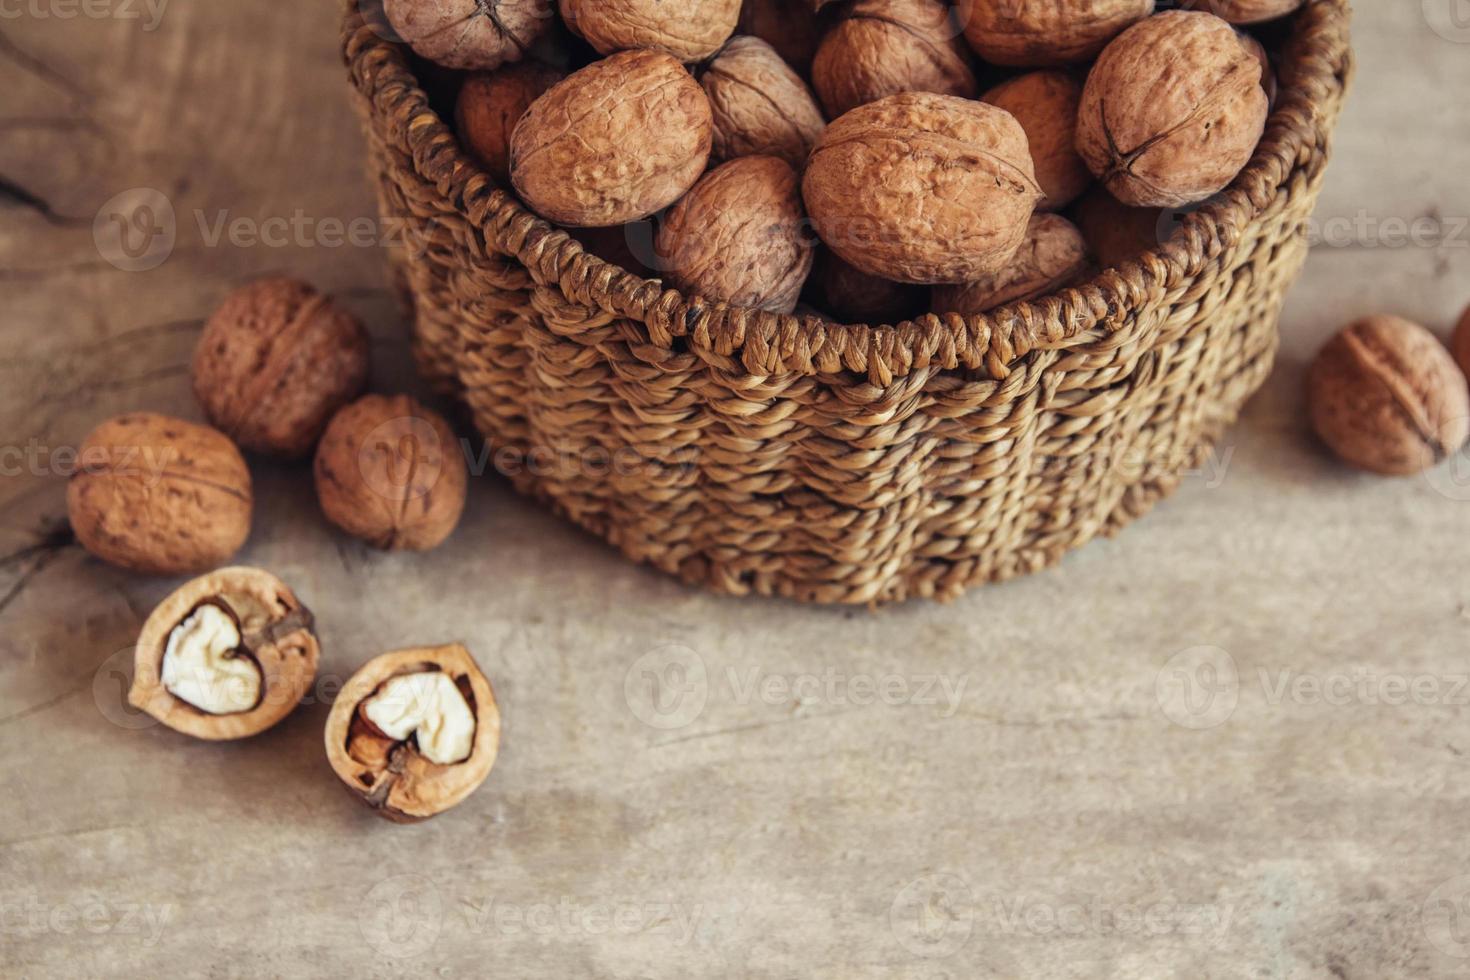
[558,0,741,61]
[456,60,565,183]
[959,0,1155,66]
[811,0,977,119]
[383,0,555,71]
[982,70,1090,212]
[701,36,826,171]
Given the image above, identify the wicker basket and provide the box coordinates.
[341,1,1353,605]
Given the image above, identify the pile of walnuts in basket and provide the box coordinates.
[391,0,1298,322]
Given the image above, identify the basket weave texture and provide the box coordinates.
[342,1,1354,605]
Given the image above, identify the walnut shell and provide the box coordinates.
[932,214,1092,315]
[1189,0,1303,24]
[1076,11,1269,208]
[192,278,370,460]
[982,70,1090,212]
[815,251,927,325]
[1236,30,1278,107]
[128,567,319,741]
[1453,304,1470,382]
[803,92,1042,285]
[701,36,826,171]
[382,0,555,71]
[313,395,468,551]
[656,156,814,313]
[738,0,821,75]
[812,0,977,119]
[960,0,1155,66]
[325,644,501,823]
[1307,315,1470,476]
[558,0,740,61]
[1069,185,1162,267]
[456,60,564,183]
[68,413,252,576]
[510,49,713,227]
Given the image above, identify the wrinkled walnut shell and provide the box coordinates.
[815,252,927,325]
[982,70,1090,212]
[812,0,977,119]
[383,0,555,71]
[932,214,1092,315]
[456,60,565,183]
[960,0,1155,66]
[701,36,826,171]
[1070,185,1163,268]
[1076,11,1269,209]
[314,395,468,551]
[1187,0,1303,24]
[738,0,822,75]
[1307,315,1470,476]
[193,278,370,459]
[128,567,319,741]
[510,49,713,227]
[68,413,252,576]
[558,0,740,61]
[804,92,1042,284]
[325,644,501,823]
[656,156,814,313]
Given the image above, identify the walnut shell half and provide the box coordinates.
[701,36,826,171]
[383,0,555,71]
[960,0,1155,66]
[812,0,977,119]
[128,567,319,741]
[325,644,501,823]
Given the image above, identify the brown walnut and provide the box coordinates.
[1236,30,1278,107]
[325,644,501,823]
[812,0,977,119]
[960,0,1155,66]
[1185,0,1303,24]
[701,36,826,171]
[1070,186,1163,267]
[192,278,369,460]
[128,567,319,741]
[656,156,814,314]
[1307,315,1470,476]
[815,251,927,325]
[804,92,1042,285]
[382,0,555,71]
[558,0,741,61]
[68,413,252,576]
[737,0,822,75]
[1076,11,1269,209]
[1453,304,1470,383]
[314,394,468,551]
[932,213,1092,315]
[982,70,1090,212]
[456,60,565,183]
[510,49,713,227]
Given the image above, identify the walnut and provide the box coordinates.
[656,156,814,313]
[1307,315,1470,476]
[192,278,370,460]
[128,567,319,741]
[510,49,713,227]
[701,36,826,171]
[456,60,564,183]
[812,0,977,118]
[815,251,926,325]
[313,395,468,551]
[1186,0,1303,24]
[737,0,821,75]
[1069,185,1162,267]
[932,214,1092,315]
[1076,11,1269,208]
[558,0,741,61]
[68,413,252,576]
[1453,304,1470,382]
[382,0,555,71]
[325,644,501,823]
[803,92,1042,284]
[959,0,1155,66]
[1236,30,1278,107]
[982,70,1090,212]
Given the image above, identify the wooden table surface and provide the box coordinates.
[3,2,1470,977]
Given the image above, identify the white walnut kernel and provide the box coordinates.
[361,672,477,766]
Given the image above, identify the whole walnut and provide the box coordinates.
[456,61,564,183]
[1070,186,1162,267]
[558,0,741,61]
[68,413,252,575]
[701,36,826,171]
[1307,316,1470,476]
[816,252,927,325]
[656,156,814,313]
[1076,11,1269,209]
[982,71,1090,212]
[510,49,713,227]
[737,0,821,75]
[932,214,1091,315]
[1186,0,1303,24]
[193,279,370,460]
[1236,30,1278,107]
[959,0,1155,66]
[382,0,555,71]
[314,395,468,551]
[803,92,1042,285]
[812,0,977,119]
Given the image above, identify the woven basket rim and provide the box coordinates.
[342,0,1353,384]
